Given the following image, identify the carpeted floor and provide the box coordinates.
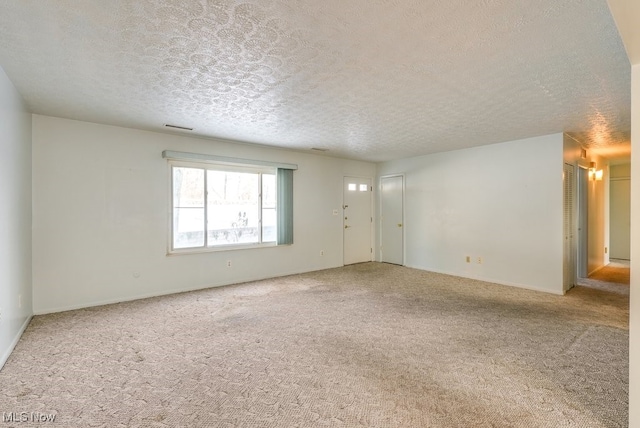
[588,261,630,285]
[0,263,629,427]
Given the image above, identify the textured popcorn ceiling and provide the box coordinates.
[0,0,631,162]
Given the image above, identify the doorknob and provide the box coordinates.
[345,225,351,229]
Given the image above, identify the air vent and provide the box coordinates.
[164,123,193,131]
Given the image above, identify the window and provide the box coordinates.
[171,163,277,251]
[164,150,296,253]
[347,183,369,192]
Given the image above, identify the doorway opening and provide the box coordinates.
[575,161,631,292]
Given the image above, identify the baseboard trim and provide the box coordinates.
[403,264,565,296]
[588,264,606,277]
[33,262,565,315]
[0,315,33,371]
[33,264,342,315]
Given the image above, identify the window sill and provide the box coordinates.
[167,242,278,256]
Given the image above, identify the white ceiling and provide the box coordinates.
[0,0,631,162]
[607,0,640,65]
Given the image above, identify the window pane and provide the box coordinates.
[173,208,205,248]
[262,207,276,242]
[173,167,204,208]
[173,167,205,249]
[348,183,356,191]
[262,173,277,242]
[207,170,259,245]
[263,173,276,208]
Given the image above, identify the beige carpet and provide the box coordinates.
[589,262,630,285]
[0,263,628,427]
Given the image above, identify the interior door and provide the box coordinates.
[343,177,372,265]
[381,175,403,265]
[610,178,631,260]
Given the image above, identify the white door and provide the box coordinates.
[610,178,631,260]
[381,175,403,265]
[563,163,576,292]
[343,177,372,265]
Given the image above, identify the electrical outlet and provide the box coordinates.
[18,294,22,309]
[477,257,482,264]
[466,256,471,263]
[320,250,324,256]
[226,260,232,268]
[605,247,608,254]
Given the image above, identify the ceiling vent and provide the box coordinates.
[164,123,193,131]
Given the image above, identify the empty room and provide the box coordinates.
[1,1,638,427]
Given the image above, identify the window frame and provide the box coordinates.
[168,159,278,255]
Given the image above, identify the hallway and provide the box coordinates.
[577,259,630,295]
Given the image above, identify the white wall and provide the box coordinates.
[377,133,564,294]
[603,2,639,419]
[604,163,611,267]
[0,67,32,368]
[631,63,639,428]
[32,115,375,314]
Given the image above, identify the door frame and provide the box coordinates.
[343,175,374,265]
[563,162,577,292]
[577,165,589,278]
[379,174,405,265]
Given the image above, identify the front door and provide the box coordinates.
[343,177,372,265]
